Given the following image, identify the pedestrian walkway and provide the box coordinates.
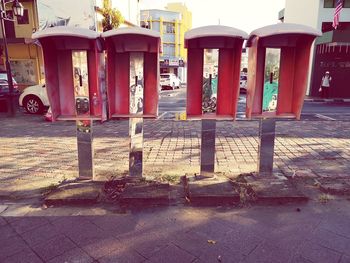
[304,96,350,103]
[0,114,350,198]
[1,200,350,262]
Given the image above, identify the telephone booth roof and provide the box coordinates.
[185,25,248,47]
[32,26,100,40]
[101,27,160,39]
[246,23,322,47]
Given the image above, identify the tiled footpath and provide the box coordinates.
[1,115,350,262]
[1,200,350,262]
[0,115,350,196]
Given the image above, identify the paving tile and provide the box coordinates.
[198,242,244,263]
[32,234,77,261]
[98,246,146,263]
[9,217,50,234]
[189,219,235,240]
[123,230,170,259]
[48,247,94,263]
[297,240,342,263]
[21,223,61,247]
[0,224,19,239]
[89,215,139,237]
[319,215,350,239]
[288,254,313,263]
[307,228,350,254]
[0,216,8,226]
[340,254,350,263]
[81,236,121,259]
[221,227,264,256]
[147,244,196,263]
[63,222,111,246]
[172,232,210,258]
[242,242,293,263]
[2,247,42,263]
[0,235,29,261]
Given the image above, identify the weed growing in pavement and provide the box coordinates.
[155,174,180,184]
[41,183,59,196]
[318,193,334,203]
[227,173,257,207]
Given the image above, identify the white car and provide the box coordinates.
[19,84,50,114]
[160,73,181,90]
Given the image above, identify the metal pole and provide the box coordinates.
[77,120,94,179]
[258,118,276,176]
[129,52,144,177]
[72,51,94,180]
[200,119,216,177]
[0,0,16,117]
[129,117,143,177]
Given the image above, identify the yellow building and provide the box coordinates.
[0,0,44,89]
[140,3,192,80]
[165,2,192,60]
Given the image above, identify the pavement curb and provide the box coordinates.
[305,98,350,103]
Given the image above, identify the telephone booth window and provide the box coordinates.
[262,48,280,112]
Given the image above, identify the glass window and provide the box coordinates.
[202,49,219,114]
[17,9,29,24]
[263,48,281,112]
[324,0,334,8]
[163,22,175,34]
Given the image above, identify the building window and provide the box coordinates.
[163,22,175,34]
[324,0,350,8]
[324,0,334,8]
[17,9,29,24]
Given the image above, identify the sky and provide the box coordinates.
[140,0,286,33]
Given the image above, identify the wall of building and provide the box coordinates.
[140,6,191,83]
[318,1,350,29]
[165,2,192,60]
[284,0,320,28]
[0,0,44,87]
[283,0,350,98]
[111,0,140,26]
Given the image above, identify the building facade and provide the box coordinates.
[140,3,192,82]
[0,0,137,90]
[0,0,44,89]
[281,0,350,98]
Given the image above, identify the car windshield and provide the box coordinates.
[240,76,247,80]
[0,73,17,84]
[160,74,170,78]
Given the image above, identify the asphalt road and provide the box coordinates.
[159,86,350,120]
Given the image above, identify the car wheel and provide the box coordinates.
[23,95,44,114]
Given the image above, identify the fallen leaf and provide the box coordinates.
[207,239,217,244]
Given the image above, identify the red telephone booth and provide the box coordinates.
[246,23,321,120]
[32,27,104,121]
[185,25,248,119]
[101,27,161,118]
